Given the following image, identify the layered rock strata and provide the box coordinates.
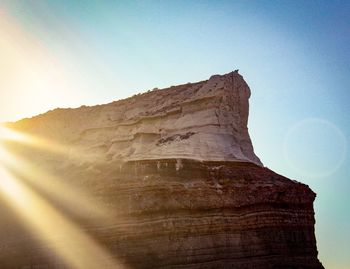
[8,71,261,165]
[0,71,323,268]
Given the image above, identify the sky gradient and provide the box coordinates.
[0,1,349,268]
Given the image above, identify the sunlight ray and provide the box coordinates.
[4,153,111,219]
[0,165,123,269]
[0,125,105,164]
[0,126,124,268]
[0,124,70,155]
[0,126,111,219]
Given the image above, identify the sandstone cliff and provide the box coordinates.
[0,71,323,269]
[8,71,261,165]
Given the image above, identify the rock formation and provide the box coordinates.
[7,71,261,165]
[0,71,324,268]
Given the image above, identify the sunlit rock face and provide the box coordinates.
[8,71,261,165]
[0,71,324,268]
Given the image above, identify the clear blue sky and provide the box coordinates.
[1,1,349,268]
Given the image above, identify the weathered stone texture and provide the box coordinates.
[0,72,323,268]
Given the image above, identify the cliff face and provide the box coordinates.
[8,71,261,165]
[0,71,323,269]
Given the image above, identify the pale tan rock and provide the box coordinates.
[11,71,262,165]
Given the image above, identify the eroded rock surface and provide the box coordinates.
[0,71,323,269]
[8,71,261,165]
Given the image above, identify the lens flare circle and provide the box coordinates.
[283,118,347,178]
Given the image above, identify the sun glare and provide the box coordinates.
[4,152,111,219]
[0,167,122,269]
[0,10,86,123]
[0,126,24,164]
[0,124,102,166]
[0,125,26,142]
[0,124,66,153]
[0,167,28,205]
[0,126,122,268]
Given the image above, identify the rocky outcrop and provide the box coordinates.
[8,71,261,165]
[0,71,323,268]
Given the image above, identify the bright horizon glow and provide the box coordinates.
[0,1,349,268]
[0,10,91,123]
